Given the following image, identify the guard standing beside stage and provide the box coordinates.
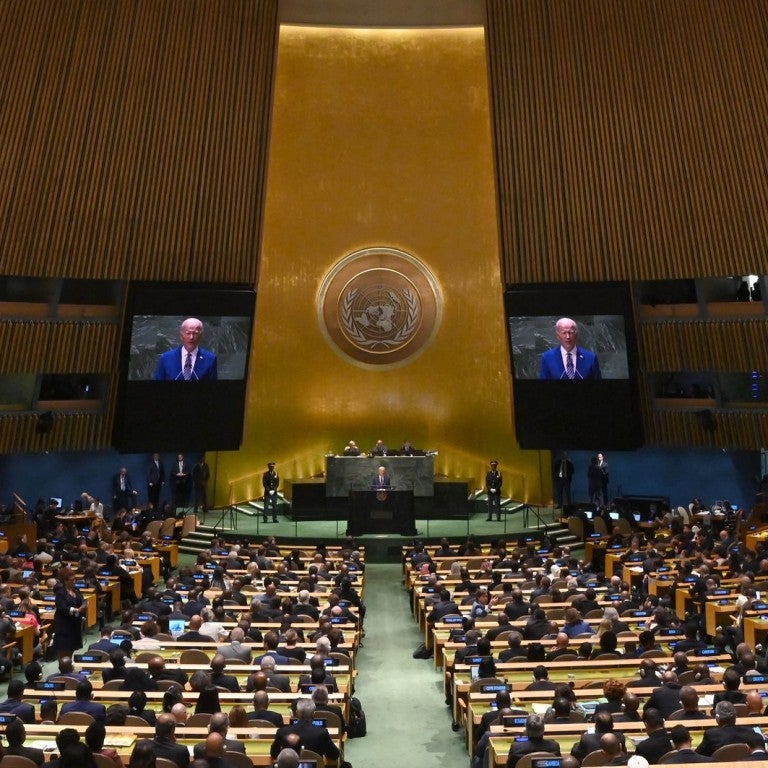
[262,462,279,523]
[486,460,503,521]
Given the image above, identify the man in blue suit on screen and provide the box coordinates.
[154,317,218,381]
[539,317,601,380]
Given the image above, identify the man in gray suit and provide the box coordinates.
[218,627,252,663]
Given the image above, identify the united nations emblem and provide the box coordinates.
[317,248,442,368]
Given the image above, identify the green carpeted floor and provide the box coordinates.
[343,562,468,768]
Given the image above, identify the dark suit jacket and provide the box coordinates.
[507,736,561,768]
[270,722,340,759]
[539,345,601,380]
[572,731,626,761]
[192,737,246,758]
[151,737,190,768]
[210,672,240,692]
[154,346,217,380]
[248,708,284,727]
[88,638,121,654]
[634,728,673,764]
[696,724,757,756]
[60,699,107,723]
[663,749,712,763]
[0,697,35,723]
[646,683,683,718]
[6,744,44,767]
[370,473,391,489]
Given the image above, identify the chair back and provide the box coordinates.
[0,756,40,768]
[58,710,96,725]
[154,679,181,691]
[658,750,680,764]
[180,514,198,538]
[125,714,150,726]
[248,719,279,729]
[93,754,116,768]
[156,759,178,768]
[185,712,212,727]
[160,517,177,537]
[313,710,341,732]
[221,753,252,768]
[581,750,609,767]
[711,743,750,762]
[567,517,585,540]
[180,649,211,664]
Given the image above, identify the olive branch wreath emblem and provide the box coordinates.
[340,287,420,349]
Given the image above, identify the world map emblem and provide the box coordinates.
[317,248,443,369]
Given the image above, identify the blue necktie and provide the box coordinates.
[183,352,192,380]
[566,352,575,379]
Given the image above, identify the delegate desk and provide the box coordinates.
[22,724,341,767]
[326,455,434,497]
[348,490,416,536]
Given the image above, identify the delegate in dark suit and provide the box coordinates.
[154,346,217,380]
[663,750,711,763]
[539,317,601,381]
[696,723,757,756]
[270,722,340,760]
[370,467,391,489]
[507,736,561,768]
[112,468,137,511]
[635,729,673,764]
[539,345,601,380]
[147,454,165,509]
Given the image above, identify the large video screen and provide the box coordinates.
[505,282,642,450]
[113,283,256,452]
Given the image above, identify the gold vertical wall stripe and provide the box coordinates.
[0,0,278,282]
[486,0,768,283]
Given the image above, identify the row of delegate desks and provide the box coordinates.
[120,638,357,669]
[21,723,341,767]
[486,718,768,768]
[77,660,354,696]
[448,653,732,730]
[464,681,736,749]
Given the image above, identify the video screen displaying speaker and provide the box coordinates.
[505,281,642,449]
[113,282,256,452]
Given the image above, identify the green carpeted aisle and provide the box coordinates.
[343,563,468,768]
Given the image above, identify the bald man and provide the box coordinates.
[539,317,601,380]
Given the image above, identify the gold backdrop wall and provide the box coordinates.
[214,24,547,506]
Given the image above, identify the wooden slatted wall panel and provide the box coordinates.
[0,321,118,374]
[0,0,278,283]
[486,0,768,284]
[645,409,768,450]
[640,320,768,372]
[0,412,108,453]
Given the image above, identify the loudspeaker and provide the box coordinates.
[36,411,54,435]
[696,409,717,433]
